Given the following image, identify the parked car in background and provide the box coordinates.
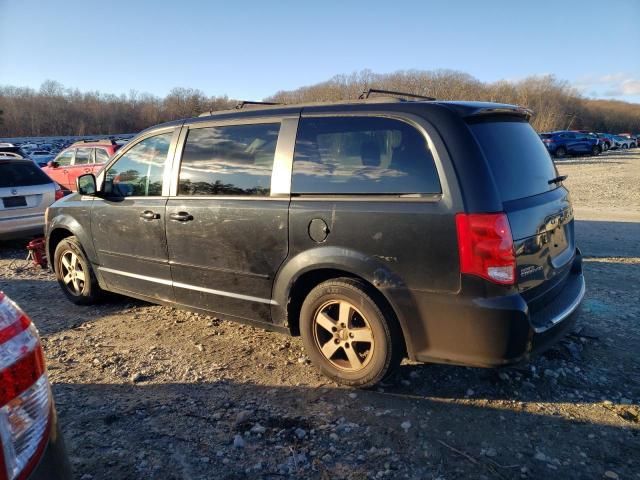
[595,133,614,150]
[29,150,55,167]
[0,152,24,160]
[540,130,600,157]
[611,135,634,150]
[0,292,72,479]
[0,144,30,159]
[46,95,585,387]
[0,158,64,240]
[42,140,121,191]
[617,133,637,148]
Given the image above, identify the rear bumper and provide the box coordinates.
[28,411,72,480]
[411,249,585,367]
[0,214,45,240]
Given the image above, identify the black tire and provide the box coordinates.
[622,144,628,150]
[555,147,567,158]
[54,236,102,305]
[299,278,404,388]
[591,145,601,156]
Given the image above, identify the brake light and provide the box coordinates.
[54,185,64,201]
[455,213,516,285]
[0,293,51,480]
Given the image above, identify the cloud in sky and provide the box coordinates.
[574,73,640,100]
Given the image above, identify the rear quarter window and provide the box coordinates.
[0,162,53,187]
[292,116,441,195]
[468,119,558,202]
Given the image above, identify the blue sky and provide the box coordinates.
[1,0,639,103]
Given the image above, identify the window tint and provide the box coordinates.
[95,148,110,164]
[104,133,172,197]
[291,117,440,195]
[469,119,558,202]
[56,150,74,166]
[0,162,53,187]
[178,123,279,196]
[74,148,92,165]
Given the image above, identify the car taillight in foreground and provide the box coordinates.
[455,213,516,285]
[54,185,64,201]
[0,293,51,480]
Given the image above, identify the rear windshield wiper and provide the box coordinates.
[548,175,568,185]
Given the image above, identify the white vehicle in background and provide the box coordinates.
[0,158,64,240]
[612,135,634,150]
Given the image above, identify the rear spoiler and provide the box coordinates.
[465,106,534,120]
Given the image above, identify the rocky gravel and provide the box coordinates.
[1,149,639,479]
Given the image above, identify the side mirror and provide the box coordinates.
[77,173,97,196]
[47,160,59,168]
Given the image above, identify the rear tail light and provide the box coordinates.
[455,213,516,285]
[0,293,51,480]
[54,185,64,201]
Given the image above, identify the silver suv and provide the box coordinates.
[0,158,62,240]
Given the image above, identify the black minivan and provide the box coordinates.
[45,93,585,387]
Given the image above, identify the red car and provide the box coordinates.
[42,140,121,191]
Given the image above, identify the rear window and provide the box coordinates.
[0,162,53,188]
[469,119,558,202]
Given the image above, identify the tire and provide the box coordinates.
[299,278,403,388]
[555,147,567,158]
[631,143,637,149]
[54,236,102,305]
[591,145,601,156]
[622,144,628,150]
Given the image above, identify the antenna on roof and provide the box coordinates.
[358,88,436,101]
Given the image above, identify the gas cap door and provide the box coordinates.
[308,218,330,243]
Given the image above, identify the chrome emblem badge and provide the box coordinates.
[10,188,18,196]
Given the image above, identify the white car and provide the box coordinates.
[612,135,634,150]
[0,158,63,240]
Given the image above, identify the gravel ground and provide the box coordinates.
[1,149,639,480]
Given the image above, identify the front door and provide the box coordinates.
[91,129,178,301]
[165,120,293,322]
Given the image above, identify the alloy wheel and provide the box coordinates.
[59,250,86,296]
[312,300,375,372]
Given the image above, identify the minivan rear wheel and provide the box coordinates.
[299,278,403,387]
[54,236,102,305]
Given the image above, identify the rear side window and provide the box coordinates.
[178,123,280,196]
[0,162,52,187]
[74,148,93,165]
[292,116,440,195]
[469,119,558,202]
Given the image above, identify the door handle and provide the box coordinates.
[169,211,193,222]
[84,168,91,173]
[63,169,68,174]
[140,210,160,220]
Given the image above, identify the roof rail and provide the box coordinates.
[235,100,281,109]
[358,88,436,101]
[71,138,117,146]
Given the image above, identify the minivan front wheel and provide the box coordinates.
[300,278,403,387]
[54,236,102,304]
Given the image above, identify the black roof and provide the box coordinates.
[139,99,532,136]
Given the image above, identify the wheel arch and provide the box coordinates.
[272,247,421,359]
[46,215,98,268]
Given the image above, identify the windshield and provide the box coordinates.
[469,119,558,202]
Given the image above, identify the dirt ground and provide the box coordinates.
[1,149,638,480]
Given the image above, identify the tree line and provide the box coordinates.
[1,71,639,137]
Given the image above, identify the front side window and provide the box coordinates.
[104,132,172,197]
[74,148,92,165]
[291,116,441,194]
[55,150,74,166]
[178,123,280,196]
